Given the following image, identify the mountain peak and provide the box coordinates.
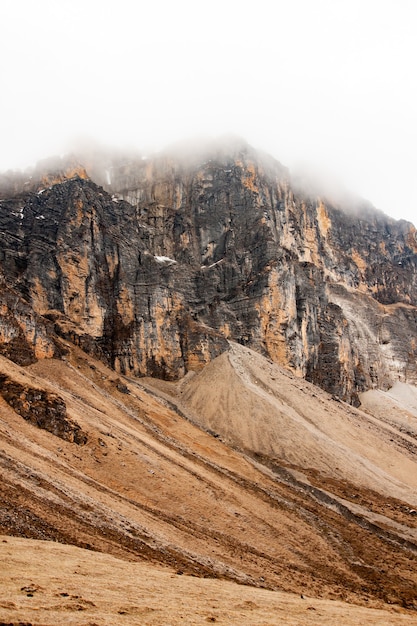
[0,154,89,199]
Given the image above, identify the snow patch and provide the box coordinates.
[155,255,177,265]
[201,259,224,269]
[11,207,24,219]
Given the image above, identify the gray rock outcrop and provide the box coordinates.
[0,138,416,403]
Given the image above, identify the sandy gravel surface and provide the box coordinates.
[178,343,417,502]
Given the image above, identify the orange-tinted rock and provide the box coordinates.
[0,139,416,402]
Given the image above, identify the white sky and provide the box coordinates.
[1,0,416,224]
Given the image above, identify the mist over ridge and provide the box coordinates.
[1,133,415,228]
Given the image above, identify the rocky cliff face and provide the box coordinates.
[1,138,416,404]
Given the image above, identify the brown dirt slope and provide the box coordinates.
[1,535,416,626]
[1,341,417,619]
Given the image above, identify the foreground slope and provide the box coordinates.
[1,535,416,625]
[1,342,417,613]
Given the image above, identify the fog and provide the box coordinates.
[1,0,416,225]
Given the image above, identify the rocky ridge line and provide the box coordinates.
[0,139,416,403]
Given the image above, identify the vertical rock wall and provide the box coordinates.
[0,141,416,402]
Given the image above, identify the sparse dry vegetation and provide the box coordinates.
[1,342,417,623]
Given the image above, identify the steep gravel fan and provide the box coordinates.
[178,342,417,502]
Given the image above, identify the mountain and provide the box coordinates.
[0,138,417,621]
[1,137,416,404]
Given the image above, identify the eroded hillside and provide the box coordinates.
[1,342,417,614]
